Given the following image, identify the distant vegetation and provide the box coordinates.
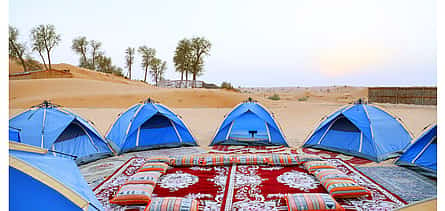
[268,94,281,101]
[9,24,61,72]
[221,81,234,89]
[72,36,123,75]
[298,96,309,101]
[9,24,212,88]
[220,81,240,92]
[174,37,212,88]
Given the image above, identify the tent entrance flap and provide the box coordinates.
[137,114,181,146]
[319,116,362,151]
[228,112,269,142]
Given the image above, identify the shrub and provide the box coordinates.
[221,81,233,89]
[298,96,309,101]
[268,94,280,101]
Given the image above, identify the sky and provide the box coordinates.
[9,0,436,87]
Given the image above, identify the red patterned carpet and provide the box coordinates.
[94,157,405,211]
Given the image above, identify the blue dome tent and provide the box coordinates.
[209,99,288,146]
[303,103,412,162]
[9,142,104,211]
[9,126,21,142]
[396,124,437,177]
[106,98,198,153]
[9,101,115,164]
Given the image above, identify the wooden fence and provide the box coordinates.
[368,87,436,105]
[158,80,204,88]
[10,69,72,80]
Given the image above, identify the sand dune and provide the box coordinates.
[9,78,247,108]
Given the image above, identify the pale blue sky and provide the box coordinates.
[9,0,436,87]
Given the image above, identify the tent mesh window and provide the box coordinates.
[330,115,360,132]
[54,121,88,143]
[141,114,172,129]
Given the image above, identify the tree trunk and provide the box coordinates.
[180,72,184,88]
[155,74,158,87]
[192,73,196,88]
[38,51,48,70]
[9,41,28,72]
[81,50,87,67]
[18,54,27,72]
[92,49,96,70]
[185,70,188,87]
[46,50,51,70]
[144,66,148,83]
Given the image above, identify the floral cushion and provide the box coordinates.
[296,154,325,164]
[144,197,199,211]
[303,161,337,174]
[126,171,161,185]
[138,162,170,174]
[110,184,154,205]
[267,154,299,166]
[145,156,172,164]
[286,193,345,211]
[313,169,355,183]
[321,179,371,198]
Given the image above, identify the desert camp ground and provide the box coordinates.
[9,63,437,210]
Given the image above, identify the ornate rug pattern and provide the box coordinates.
[357,166,437,203]
[291,148,374,165]
[81,147,206,188]
[94,158,406,211]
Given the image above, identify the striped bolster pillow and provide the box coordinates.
[237,154,270,165]
[138,162,170,174]
[286,193,345,211]
[144,197,199,211]
[267,154,299,166]
[313,169,355,183]
[198,154,239,166]
[169,155,200,166]
[126,171,161,185]
[110,184,154,205]
[296,154,324,164]
[145,156,172,164]
[321,179,371,198]
[303,161,337,174]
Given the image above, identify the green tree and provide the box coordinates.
[173,38,193,86]
[111,66,124,77]
[90,40,102,70]
[9,25,28,72]
[31,24,61,70]
[71,36,89,67]
[96,54,112,73]
[190,37,211,87]
[138,46,156,83]
[31,36,48,70]
[149,58,167,87]
[125,47,135,79]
